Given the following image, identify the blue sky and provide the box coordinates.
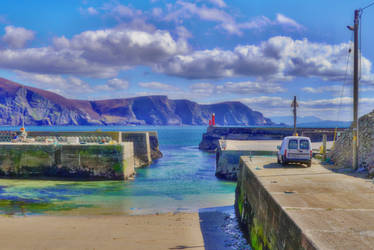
[1,0,374,121]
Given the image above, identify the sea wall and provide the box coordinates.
[200,126,344,152]
[0,142,135,180]
[216,140,277,181]
[27,130,162,168]
[121,131,162,167]
[235,157,316,249]
[235,156,374,249]
[329,110,374,176]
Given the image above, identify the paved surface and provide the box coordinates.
[220,140,333,152]
[243,157,374,249]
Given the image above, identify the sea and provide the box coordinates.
[0,126,237,216]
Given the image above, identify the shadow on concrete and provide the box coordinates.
[198,205,250,250]
[263,162,308,169]
[322,163,371,180]
[169,245,204,249]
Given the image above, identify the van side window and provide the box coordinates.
[288,139,298,149]
[300,139,310,150]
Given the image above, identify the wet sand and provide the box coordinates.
[0,213,205,250]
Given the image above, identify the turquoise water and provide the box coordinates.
[0,126,236,215]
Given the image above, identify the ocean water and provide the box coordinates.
[0,126,236,216]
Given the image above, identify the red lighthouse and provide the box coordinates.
[211,113,215,126]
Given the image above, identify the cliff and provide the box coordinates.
[0,77,273,126]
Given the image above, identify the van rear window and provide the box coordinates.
[300,139,310,150]
[288,139,298,149]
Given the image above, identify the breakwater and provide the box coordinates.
[0,142,134,180]
[0,130,162,180]
[235,157,374,249]
[200,126,346,152]
[26,131,162,168]
[216,140,333,181]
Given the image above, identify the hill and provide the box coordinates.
[0,77,274,126]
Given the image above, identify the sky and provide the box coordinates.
[1,0,374,121]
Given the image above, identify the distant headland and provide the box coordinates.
[0,77,274,126]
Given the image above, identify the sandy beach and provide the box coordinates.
[0,213,205,250]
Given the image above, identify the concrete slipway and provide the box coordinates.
[236,157,374,249]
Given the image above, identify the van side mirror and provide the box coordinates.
[277,145,281,150]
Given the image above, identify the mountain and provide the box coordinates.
[270,116,350,128]
[0,78,274,126]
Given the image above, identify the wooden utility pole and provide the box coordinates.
[291,96,298,136]
[348,10,360,170]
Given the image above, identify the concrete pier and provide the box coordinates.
[27,131,162,168]
[235,157,374,249]
[216,140,333,181]
[0,142,134,180]
[200,126,345,152]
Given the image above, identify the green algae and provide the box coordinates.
[250,218,276,250]
[0,198,93,216]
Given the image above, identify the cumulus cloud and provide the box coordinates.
[2,26,35,49]
[158,36,373,83]
[0,26,187,78]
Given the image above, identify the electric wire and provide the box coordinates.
[360,1,374,11]
[336,32,353,124]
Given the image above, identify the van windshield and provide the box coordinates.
[288,139,298,149]
[300,139,310,150]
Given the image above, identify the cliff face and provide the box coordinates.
[0,77,274,126]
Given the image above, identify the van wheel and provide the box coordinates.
[307,161,312,168]
[281,156,287,166]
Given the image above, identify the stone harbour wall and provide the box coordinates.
[0,142,135,180]
[328,110,374,176]
[200,126,343,152]
[235,157,316,250]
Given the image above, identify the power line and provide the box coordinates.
[360,1,374,11]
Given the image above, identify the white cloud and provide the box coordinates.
[302,85,344,94]
[16,71,131,99]
[190,81,284,96]
[220,81,285,94]
[158,36,374,83]
[0,25,187,78]
[87,7,99,15]
[276,14,304,30]
[2,26,35,49]
[15,71,93,98]
[190,82,216,95]
[114,5,136,17]
[207,0,226,8]
[96,78,129,91]
[139,81,180,91]
[238,95,374,120]
[152,8,163,17]
[164,2,303,35]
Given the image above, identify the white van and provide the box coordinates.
[277,136,312,167]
